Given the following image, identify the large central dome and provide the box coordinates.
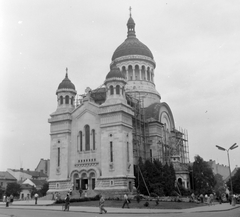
[111,15,154,61]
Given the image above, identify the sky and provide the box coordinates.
[1,0,240,172]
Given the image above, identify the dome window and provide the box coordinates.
[147,68,150,81]
[122,66,127,79]
[60,96,63,105]
[128,65,133,80]
[116,85,120,95]
[65,95,69,104]
[141,66,145,80]
[110,86,114,95]
[135,65,140,80]
[71,96,74,105]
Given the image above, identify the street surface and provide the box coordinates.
[0,207,239,217]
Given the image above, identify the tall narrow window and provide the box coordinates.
[80,131,82,151]
[110,86,114,95]
[71,96,74,105]
[150,149,153,162]
[60,96,63,105]
[92,129,95,150]
[147,68,150,81]
[116,85,120,95]
[77,134,79,151]
[57,147,60,167]
[85,125,90,151]
[127,142,130,162]
[65,95,69,104]
[110,142,113,162]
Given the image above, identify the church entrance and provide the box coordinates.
[81,179,88,190]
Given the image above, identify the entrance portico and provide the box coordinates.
[71,169,97,191]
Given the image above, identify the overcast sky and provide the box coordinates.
[1,0,240,172]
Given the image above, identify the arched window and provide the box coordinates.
[147,68,150,81]
[71,96,74,105]
[110,86,114,95]
[92,129,95,150]
[60,96,63,105]
[141,66,145,80]
[116,85,120,95]
[128,65,133,80]
[65,95,69,104]
[122,66,127,79]
[135,65,140,80]
[85,125,90,151]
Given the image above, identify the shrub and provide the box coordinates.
[144,201,149,207]
[150,192,158,198]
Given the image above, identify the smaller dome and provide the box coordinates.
[106,66,125,79]
[58,73,75,90]
[127,16,135,25]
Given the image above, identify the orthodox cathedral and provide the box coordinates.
[48,12,190,197]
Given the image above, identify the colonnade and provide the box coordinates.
[120,65,154,82]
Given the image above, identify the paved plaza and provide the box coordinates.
[0,199,239,215]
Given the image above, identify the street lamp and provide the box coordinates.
[216,143,238,196]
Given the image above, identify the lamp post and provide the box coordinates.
[216,143,238,196]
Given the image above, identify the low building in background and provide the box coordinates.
[0,171,17,190]
[22,178,47,190]
[207,159,230,180]
[7,168,48,182]
[19,184,32,200]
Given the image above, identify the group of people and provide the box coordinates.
[63,192,131,213]
[3,195,14,207]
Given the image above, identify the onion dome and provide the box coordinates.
[106,65,125,79]
[57,69,75,90]
[111,14,154,61]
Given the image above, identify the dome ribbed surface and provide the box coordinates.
[58,73,75,90]
[112,37,154,61]
[112,15,154,61]
[106,66,125,79]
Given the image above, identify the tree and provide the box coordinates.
[227,168,240,194]
[39,182,49,196]
[135,158,176,196]
[192,155,216,195]
[5,182,21,197]
[214,174,225,197]
[0,186,4,199]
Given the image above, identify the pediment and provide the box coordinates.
[72,102,99,120]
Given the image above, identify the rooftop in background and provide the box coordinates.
[0,171,17,180]
[8,168,48,179]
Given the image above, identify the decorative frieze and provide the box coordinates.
[74,162,99,167]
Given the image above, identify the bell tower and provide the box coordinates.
[48,68,77,193]
[95,66,135,196]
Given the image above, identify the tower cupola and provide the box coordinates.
[103,66,127,104]
[56,68,77,110]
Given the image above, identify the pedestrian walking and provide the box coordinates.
[10,194,13,204]
[99,194,107,214]
[6,196,10,207]
[64,194,70,211]
[122,193,130,208]
[34,193,39,205]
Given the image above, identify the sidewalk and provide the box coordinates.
[0,200,239,214]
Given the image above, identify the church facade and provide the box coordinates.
[48,13,190,197]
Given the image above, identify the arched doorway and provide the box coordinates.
[89,172,96,190]
[178,178,183,186]
[73,173,80,190]
[81,173,88,190]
